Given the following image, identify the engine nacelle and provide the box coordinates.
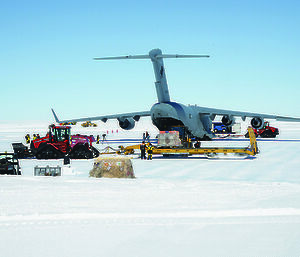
[251,117,264,129]
[118,117,135,130]
[221,115,235,126]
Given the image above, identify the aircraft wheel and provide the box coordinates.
[200,135,212,141]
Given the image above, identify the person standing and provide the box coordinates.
[145,131,150,142]
[102,133,107,143]
[96,135,100,144]
[140,141,146,160]
[25,134,30,144]
[147,143,154,160]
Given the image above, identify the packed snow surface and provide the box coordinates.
[1,119,300,257]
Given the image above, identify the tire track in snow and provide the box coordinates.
[1,208,300,228]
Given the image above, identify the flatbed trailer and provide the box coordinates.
[119,127,258,157]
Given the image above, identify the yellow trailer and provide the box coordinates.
[119,127,258,157]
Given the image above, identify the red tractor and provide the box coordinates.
[30,124,99,159]
[245,121,279,138]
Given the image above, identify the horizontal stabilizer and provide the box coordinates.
[94,55,150,60]
[94,48,210,103]
[156,54,210,58]
[94,54,210,60]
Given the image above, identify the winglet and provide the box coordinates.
[51,108,60,123]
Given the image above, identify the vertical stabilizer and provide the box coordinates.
[149,49,171,103]
[51,108,60,123]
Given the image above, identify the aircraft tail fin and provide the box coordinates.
[149,49,209,103]
[94,49,209,103]
[51,108,60,123]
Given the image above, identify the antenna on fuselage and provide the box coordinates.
[94,48,209,103]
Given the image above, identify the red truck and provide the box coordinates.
[30,124,99,159]
[245,121,279,138]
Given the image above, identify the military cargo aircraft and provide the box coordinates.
[52,48,300,140]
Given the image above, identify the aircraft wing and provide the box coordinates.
[196,106,300,122]
[51,109,151,123]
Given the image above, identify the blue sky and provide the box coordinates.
[1,0,300,121]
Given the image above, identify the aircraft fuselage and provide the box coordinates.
[150,102,213,139]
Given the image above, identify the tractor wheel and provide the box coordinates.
[91,146,100,158]
[36,144,64,159]
[260,130,276,138]
[267,130,277,138]
[260,131,267,138]
[69,144,93,159]
[260,130,269,138]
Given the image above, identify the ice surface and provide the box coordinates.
[1,119,300,257]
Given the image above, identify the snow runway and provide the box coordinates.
[1,120,300,256]
[1,177,300,257]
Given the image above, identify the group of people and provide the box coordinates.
[140,141,154,160]
[25,133,40,143]
[95,134,107,144]
[142,131,150,142]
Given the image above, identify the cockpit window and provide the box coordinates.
[54,128,71,141]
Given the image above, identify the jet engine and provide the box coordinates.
[118,117,135,130]
[251,117,264,129]
[221,115,235,126]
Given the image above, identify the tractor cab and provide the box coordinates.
[263,121,270,129]
[49,125,71,143]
